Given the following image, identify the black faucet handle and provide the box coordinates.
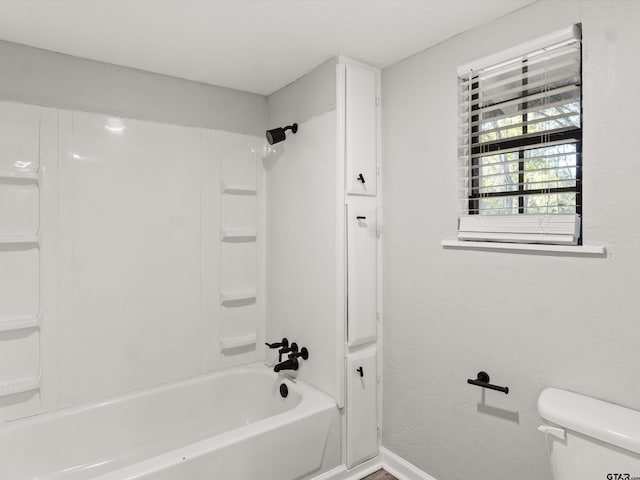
[289,347,309,361]
[278,344,294,362]
[278,342,304,362]
[265,338,289,349]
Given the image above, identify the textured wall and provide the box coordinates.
[381,1,640,479]
[0,39,267,136]
[267,57,337,129]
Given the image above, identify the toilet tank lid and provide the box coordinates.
[538,388,640,455]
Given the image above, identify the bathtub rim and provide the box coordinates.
[0,362,333,433]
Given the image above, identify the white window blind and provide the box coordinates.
[457,25,582,245]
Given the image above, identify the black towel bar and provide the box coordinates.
[467,371,509,394]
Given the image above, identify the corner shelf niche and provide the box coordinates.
[0,234,40,246]
[221,182,257,196]
[0,171,39,184]
[220,229,257,242]
[220,289,257,306]
[219,334,257,352]
[0,375,40,398]
[0,315,40,333]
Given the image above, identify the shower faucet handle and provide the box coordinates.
[265,338,289,349]
[277,342,296,362]
[288,346,309,361]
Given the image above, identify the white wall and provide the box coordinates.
[265,60,340,399]
[267,58,337,129]
[60,114,264,407]
[62,112,203,404]
[0,39,267,136]
[381,1,640,479]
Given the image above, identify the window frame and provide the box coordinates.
[457,25,583,246]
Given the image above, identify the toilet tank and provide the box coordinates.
[538,388,640,480]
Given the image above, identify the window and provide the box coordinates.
[457,25,582,245]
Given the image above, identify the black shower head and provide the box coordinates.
[266,123,298,145]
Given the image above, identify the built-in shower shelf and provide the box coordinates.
[220,289,257,305]
[219,333,257,351]
[221,182,257,196]
[0,171,39,183]
[220,229,257,241]
[0,234,40,245]
[0,315,40,333]
[0,376,40,397]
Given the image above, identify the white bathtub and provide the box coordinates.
[0,363,341,480]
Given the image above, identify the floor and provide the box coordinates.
[361,470,398,480]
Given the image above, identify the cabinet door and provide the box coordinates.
[346,348,378,468]
[345,64,377,196]
[347,203,377,347]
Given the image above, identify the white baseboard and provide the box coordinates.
[380,448,438,480]
[311,448,436,480]
[312,456,383,480]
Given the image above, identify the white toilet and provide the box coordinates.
[538,388,640,479]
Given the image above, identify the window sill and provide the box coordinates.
[441,240,606,257]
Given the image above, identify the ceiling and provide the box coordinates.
[0,0,536,96]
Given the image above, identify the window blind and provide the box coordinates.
[457,25,582,245]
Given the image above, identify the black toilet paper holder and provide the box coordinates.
[467,371,509,395]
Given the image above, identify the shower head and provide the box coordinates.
[266,123,298,145]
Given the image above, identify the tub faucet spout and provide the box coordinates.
[274,357,299,373]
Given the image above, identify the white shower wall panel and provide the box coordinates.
[64,112,204,404]
[0,100,264,420]
[0,102,40,174]
[220,242,257,291]
[0,330,39,383]
[266,110,338,399]
[51,112,265,409]
[0,183,39,235]
[220,133,258,187]
[221,195,257,231]
[217,131,262,366]
[219,305,257,346]
[0,247,39,320]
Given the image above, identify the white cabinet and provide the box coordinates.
[347,201,377,347]
[339,58,380,470]
[346,348,378,468]
[345,64,377,196]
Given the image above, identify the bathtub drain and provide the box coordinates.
[279,383,288,398]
